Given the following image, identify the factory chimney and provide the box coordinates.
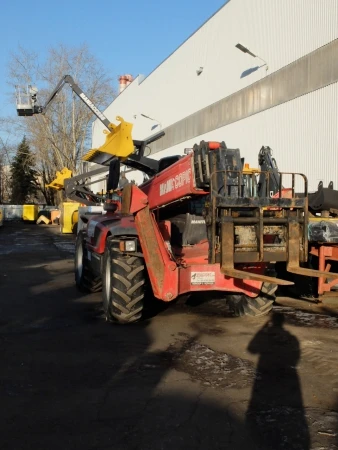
[118,74,133,93]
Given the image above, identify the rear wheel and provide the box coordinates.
[227,282,276,317]
[102,238,145,324]
[75,231,102,293]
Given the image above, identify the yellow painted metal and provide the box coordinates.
[60,202,80,234]
[23,204,38,222]
[83,116,134,162]
[46,168,73,190]
[243,165,260,174]
[0,205,3,226]
[309,217,338,223]
[36,215,51,225]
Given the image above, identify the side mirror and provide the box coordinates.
[107,158,120,191]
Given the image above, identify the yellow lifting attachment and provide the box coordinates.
[46,167,73,190]
[83,116,134,163]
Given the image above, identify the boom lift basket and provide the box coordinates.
[15,86,37,116]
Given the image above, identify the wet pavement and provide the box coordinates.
[1,222,338,449]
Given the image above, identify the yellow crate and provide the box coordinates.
[23,204,38,222]
[60,202,80,234]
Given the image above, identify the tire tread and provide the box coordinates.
[228,282,275,317]
[105,240,145,324]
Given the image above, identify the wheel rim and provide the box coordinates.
[75,243,83,279]
[104,255,111,300]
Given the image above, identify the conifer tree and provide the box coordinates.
[11,137,37,204]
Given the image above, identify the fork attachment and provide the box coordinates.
[200,144,338,283]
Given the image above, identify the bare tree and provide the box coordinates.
[6,44,116,204]
[0,137,14,203]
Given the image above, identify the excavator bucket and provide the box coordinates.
[46,167,73,190]
[83,116,134,164]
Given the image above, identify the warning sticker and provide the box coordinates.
[191,271,215,285]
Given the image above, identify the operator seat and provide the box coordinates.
[170,213,207,246]
[158,155,181,172]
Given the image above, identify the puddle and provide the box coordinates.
[273,306,338,329]
[167,341,256,388]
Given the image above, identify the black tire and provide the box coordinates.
[227,282,276,317]
[75,231,102,293]
[102,239,145,324]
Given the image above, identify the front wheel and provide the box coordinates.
[102,238,145,324]
[227,282,276,317]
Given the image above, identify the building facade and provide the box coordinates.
[92,0,338,192]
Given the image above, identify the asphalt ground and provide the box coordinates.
[1,222,338,450]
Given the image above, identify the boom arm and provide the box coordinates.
[16,74,165,170]
[17,74,112,130]
[16,75,136,159]
[39,75,112,130]
[46,160,121,206]
[17,74,167,204]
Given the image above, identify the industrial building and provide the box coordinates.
[91,0,338,192]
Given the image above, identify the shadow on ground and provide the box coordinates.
[1,223,338,449]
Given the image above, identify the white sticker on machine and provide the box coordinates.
[191,271,215,285]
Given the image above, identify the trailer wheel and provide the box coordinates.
[227,282,276,317]
[75,231,102,293]
[102,239,145,324]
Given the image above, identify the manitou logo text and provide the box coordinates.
[159,168,192,196]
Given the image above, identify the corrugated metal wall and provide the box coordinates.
[154,83,338,192]
[91,0,338,191]
[147,39,338,155]
[134,0,338,129]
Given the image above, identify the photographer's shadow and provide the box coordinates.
[246,312,310,450]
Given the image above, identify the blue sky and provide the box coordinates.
[0,0,227,122]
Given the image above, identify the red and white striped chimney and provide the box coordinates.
[118,74,133,93]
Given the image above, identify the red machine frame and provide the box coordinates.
[309,244,338,298]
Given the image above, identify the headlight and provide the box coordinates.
[120,240,136,252]
[125,240,136,252]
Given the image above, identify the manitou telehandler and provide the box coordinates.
[16,75,336,323]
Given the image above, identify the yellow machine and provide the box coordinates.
[23,204,39,222]
[16,74,163,232]
[60,202,80,234]
[83,116,134,163]
[46,168,73,190]
[46,115,135,191]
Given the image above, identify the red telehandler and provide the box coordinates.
[16,75,335,323]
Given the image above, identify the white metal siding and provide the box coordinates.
[91,0,338,191]
[136,0,338,128]
[94,0,338,139]
[154,83,338,193]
